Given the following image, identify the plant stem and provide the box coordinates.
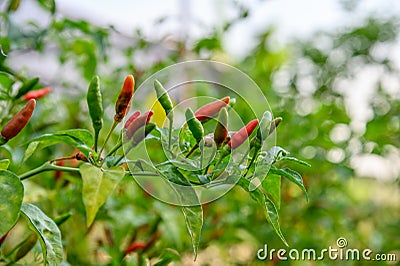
[98,120,118,158]
[185,143,199,158]
[168,116,173,151]
[19,163,80,181]
[102,140,123,163]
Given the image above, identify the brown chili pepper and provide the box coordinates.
[214,107,228,148]
[1,99,36,144]
[114,75,135,123]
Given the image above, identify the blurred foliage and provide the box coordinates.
[0,0,399,265]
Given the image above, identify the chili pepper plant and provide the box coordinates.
[0,73,309,265]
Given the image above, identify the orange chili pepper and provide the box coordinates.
[114,75,135,122]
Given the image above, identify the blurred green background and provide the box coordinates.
[1,0,399,265]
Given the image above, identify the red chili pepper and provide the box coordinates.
[22,87,52,101]
[114,75,135,123]
[228,119,258,150]
[125,110,153,139]
[194,96,230,121]
[124,111,141,129]
[124,242,147,254]
[1,99,36,143]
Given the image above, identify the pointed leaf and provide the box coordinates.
[23,129,94,161]
[278,156,311,167]
[263,173,281,209]
[20,203,62,266]
[181,205,203,260]
[270,167,308,201]
[80,164,125,226]
[0,170,23,235]
[237,177,288,246]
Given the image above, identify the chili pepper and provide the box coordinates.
[124,111,141,129]
[185,108,204,142]
[124,242,147,254]
[228,119,258,150]
[154,80,173,117]
[15,77,39,99]
[268,117,282,136]
[114,75,135,123]
[125,110,153,139]
[131,122,156,146]
[194,96,230,121]
[86,76,103,151]
[214,107,228,148]
[256,111,272,142]
[75,151,88,162]
[1,99,36,144]
[23,87,52,100]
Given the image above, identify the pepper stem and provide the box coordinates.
[98,120,118,159]
[19,162,80,181]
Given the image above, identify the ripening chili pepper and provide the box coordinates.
[131,122,156,146]
[114,75,135,123]
[214,107,228,148]
[194,96,230,121]
[124,111,141,129]
[124,242,147,254]
[75,151,88,162]
[185,108,204,142]
[256,111,273,142]
[228,119,258,150]
[87,76,103,151]
[23,87,52,101]
[154,80,173,117]
[15,77,39,99]
[1,99,36,144]
[125,110,153,139]
[268,117,282,136]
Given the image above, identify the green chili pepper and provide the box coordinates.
[214,107,228,148]
[154,80,173,117]
[185,108,204,142]
[256,111,273,141]
[86,75,103,152]
[15,77,39,99]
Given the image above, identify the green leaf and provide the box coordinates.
[278,156,311,167]
[153,248,181,266]
[80,164,125,227]
[37,0,56,13]
[263,174,281,209]
[181,205,203,260]
[270,167,308,201]
[0,159,10,170]
[20,203,63,266]
[0,170,23,235]
[237,177,288,246]
[23,129,94,161]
